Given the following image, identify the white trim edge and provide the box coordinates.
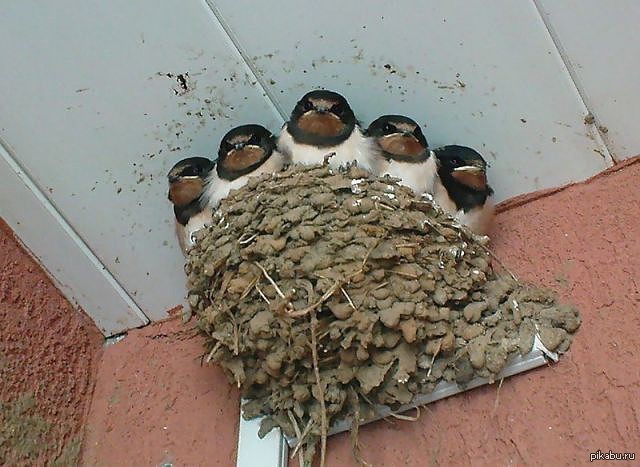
[0,139,149,336]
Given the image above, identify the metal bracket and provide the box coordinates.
[236,400,288,467]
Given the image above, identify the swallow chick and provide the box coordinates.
[202,124,286,208]
[366,115,437,195]
[432,145,495,235]
[167,157,215,254]
[277,90,378,173]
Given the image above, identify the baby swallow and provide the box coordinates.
[167,157,215,254]
[202,124,286,208]
[366,115,437,195]
[432,145,495,235]
[277,90,379,173]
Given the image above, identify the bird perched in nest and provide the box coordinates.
[277,90,379,173]
[366,115,438,195]
[432,145,494,235]
[167,157,215,255]
[202,124,286,208]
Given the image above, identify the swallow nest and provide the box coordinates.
[185,164,580,466]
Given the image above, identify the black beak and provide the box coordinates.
[168,174,180,183]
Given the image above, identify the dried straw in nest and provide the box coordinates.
[185,164,580,466]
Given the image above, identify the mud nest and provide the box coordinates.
[185,164,581,465]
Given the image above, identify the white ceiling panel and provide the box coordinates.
[0,0,621,331]
[212,0,611,201]
[0,0,281,323]
[536,0,640,160]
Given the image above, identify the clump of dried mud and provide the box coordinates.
[185,164,580,465]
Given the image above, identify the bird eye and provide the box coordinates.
[303,101,314,111]
[330,102,343,115]
[383,123,395,133]
[247,134,261,146]
[451,158,462,166]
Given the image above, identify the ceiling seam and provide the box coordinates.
[531,0,618,164]
[202,0,288,123]
[0,135,151,330]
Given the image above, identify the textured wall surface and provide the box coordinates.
[78,158,639,466]
[82,318,240,466]
[0,219,103,465]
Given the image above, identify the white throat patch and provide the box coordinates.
[277,125,380,174]
[380,151,438,195]
[201,150,286,208]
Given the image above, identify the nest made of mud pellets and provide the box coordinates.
[185,164,581,465]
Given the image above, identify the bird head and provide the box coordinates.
[366,115,429,162]
[287,90,356,147]
[434,145,490,192]
[167,157,214,207]
[216,124,276,180]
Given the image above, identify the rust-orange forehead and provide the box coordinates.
[393,121,418,133]
[226,134,252,145]
[308,97,339,107]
